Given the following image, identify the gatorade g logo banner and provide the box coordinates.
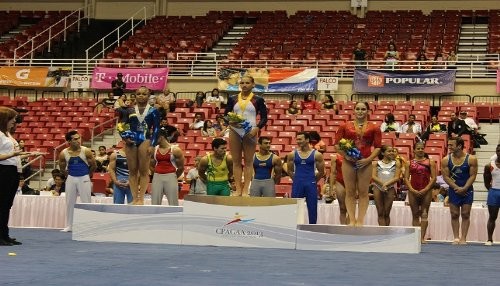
[0,66,72,87]
[353,69,456,93]
[0,67,48,86]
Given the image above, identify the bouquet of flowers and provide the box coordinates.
[117,114,145,142]
[338,138,362,161]
[225,112,252,137]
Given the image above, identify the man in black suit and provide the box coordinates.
[447,112,467,138]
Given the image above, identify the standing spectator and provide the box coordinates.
[0,107,23,246]
[287,132,325,224]
[250,137,282,197]
[405,142,436,243]
[107,146,133,204]
[447,112,467,138]
[186,156,207,195]
[335,102,382,226]
[111,73,126,97]
[441,137,478,245]
[371,145,401,226]
[151,128,185,206]
[380,113,401,133]
[300,94,320,112]
[483,144,500,245]
[201,120,217,137]
[352,42,367,69]
[58,130,96,232]
[198,138,233,196]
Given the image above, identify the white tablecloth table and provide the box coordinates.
[9,196,500,242]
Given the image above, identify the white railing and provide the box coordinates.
[23,154,45,190]
[1,56,498,79]
[90,117,118,147]
[85,5,155,68]
[13,7,90,63]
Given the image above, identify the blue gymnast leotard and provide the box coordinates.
[447,153,474,206]
[119,105,161,146]
[291,149,318,224]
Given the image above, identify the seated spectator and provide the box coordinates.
[421,115,447,141]
[45,169,62,191]
[447,112,467,138]
[95,145,109,173]
[447,50,457,69]
[322,95,337,111]
[286,100,301,115]
[113,94,127,109]
[49,173,66,196]
[156,87,176,112]
[384,43,399,66]
[189,112,204,130]
[309,131,326,153]
[116,98,133,122]
[201,120,217,137]
[213,114,229,138]
[195,91,206,108]
[459,111,478,134]
[300,94,320,112]
[380,113,401,133]
[431,183,449,206]
[206,88,225,108]
[185,156,207,195]
[102,92,117,108]
[400,114,422,138]
[17,176,39,195]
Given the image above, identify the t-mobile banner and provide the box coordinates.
[353,69,456,94]
[497,70,500,93]
[91,67,169,90]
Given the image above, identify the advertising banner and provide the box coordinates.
[0,66,71,87]
[353,69,456,94]
[91,67,169,90]
[497,70,500,93]
[218,68,318,92]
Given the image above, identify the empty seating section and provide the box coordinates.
[226,10,467,64]
[0,11,78,59]
[104,12,233,64]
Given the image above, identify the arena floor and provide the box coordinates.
[1,228,500,286]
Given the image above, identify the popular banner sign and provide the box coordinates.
[218,68,318,93]
[353,69,456,94]
[91,67,169,90]
[0,66,71,87]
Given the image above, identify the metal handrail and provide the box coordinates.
[52,141,69,169]
[1,57,498,79]
[85,5,155,70]
[13,7,90,63]
[23,154,45,190]
[90,117,118,147]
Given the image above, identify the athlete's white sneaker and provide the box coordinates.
[485,241,493,246]
[60,227,72,232]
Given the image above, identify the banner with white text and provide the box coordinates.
[218,68,318,93]
[0,66,71,87]
[91,67,169,90]
[353,69,456,94]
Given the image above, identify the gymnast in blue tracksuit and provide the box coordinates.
[287,132,325,224]
[118,86,162,205]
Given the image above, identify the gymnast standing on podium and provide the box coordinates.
[335,102,382,226]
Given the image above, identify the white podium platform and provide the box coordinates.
[73,203,183,244]
[296,224,421,254]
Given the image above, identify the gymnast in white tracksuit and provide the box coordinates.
[58,130,96,232]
